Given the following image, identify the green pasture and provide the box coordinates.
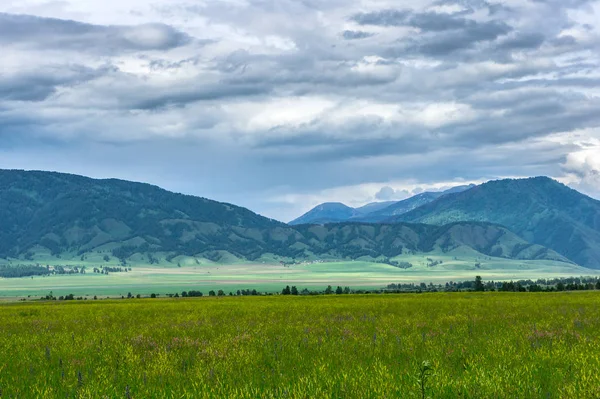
[1,293,599,398]
[0,255,595,298]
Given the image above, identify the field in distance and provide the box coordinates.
[0,253,595,298]
[1,292,599,398]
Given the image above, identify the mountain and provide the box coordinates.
[0,170,567,266]
[289,201,397,225]
[291,185,475,225]
[358,185,477,222]
[392,177,600,269]
[355,201,396,214]
[290,222,570,263]
[356,192,443,223]
[0,169,286,262]
[289,203,360,225]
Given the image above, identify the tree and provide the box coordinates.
[343,286,351,294]
[217,290,225,296]
[127,292,132,299]
[291,286,298,295]
[103,255,110,262]
[335,286,343,295]
[282,285,291,295]
[474,276,485,292]
[209,290,216,297]
[150,293,157,298]
[325,285,333,295]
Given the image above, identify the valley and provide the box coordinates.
[1,171,599,298]
[0,256,592,298]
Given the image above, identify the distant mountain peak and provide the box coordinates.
[289,184,476,225]
[392,176,600,268]
[289,202,357,225]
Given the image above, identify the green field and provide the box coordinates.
[0,256,595,298]
[1,293,599,398]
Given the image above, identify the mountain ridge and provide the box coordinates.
[290,184,476,225]
[392,176,600,268]
[0,170,570,267]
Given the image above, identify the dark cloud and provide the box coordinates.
[497,33,546,50]
[550,35,578,47]
[352,8,511,37]
[0,64,115,102]
[342,30,375,40]
[129,83,269,110]
[530,0,595,8]
[396,20,511,56]
[352,9,512,56]
[408,12,473,31]
[0,13,191,53]
[351,9,412,26]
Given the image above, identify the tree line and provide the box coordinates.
[33,275,600,302]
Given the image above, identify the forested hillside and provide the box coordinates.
[393,177,600,268]
[0,170,573,266]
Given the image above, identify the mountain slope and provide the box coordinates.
[290,185,475,225]
[289,201,396,225]
[0,170,569,266]
[358,185,476,222]
[289,203,359,225]
[356,192,442,222]
[392,177,600,268]
[291,222,570,263]
[355,201,396,214]
[0,169,285,261]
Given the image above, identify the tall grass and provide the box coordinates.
[0,293,599,398]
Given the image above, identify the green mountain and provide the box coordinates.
[290,222,570,263]
[356,192,443,223]
[290,185,474,225]
[0,170,572,266]
[289,202,362,225]
[392,177,600,269]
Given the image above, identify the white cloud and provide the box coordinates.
[0,0,599,221]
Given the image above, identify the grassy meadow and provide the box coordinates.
[1,292,599,398]
[0,254,594,298]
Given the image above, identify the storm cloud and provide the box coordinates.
[0,13,190,53]
[0,0,599,221]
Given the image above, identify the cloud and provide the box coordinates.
[496,32,546,49]
[351,9,412,26]
[342,30,375,40]
[562,142,600,198]
[0,0,599,221]
[0,64,115,102]
[352,9,513,56]
[0,13,191,53]
[375,186,411,201]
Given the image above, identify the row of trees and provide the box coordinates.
[92,266,131,274]
[0,265,49,278]
[36,275,600,302]
[386,276,600,293]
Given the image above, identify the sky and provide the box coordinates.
[1,0,599,222]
